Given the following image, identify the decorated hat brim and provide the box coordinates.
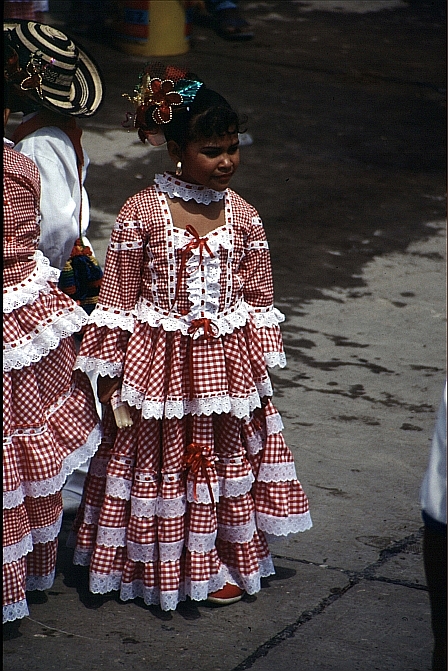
[3,20,104,117]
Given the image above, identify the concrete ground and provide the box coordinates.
[3,1,446,670]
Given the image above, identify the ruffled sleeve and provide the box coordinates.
[240,213,286,369]
[75,197,146,377]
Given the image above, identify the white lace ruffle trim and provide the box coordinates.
[89,298,284,342]
[74,356,123,378]
[154,172,225,205]
[88,304,135,333]
[218,516,256,544]
[122,383,262,420]
[248,305,285,328]
[26,570,55,592]
[135,296,250,338]
[257,461,298,483]
[218,471,255,498]
[3,515,62,566]
[3,251,60,314]
[256,510,313,536]
[4,305,89,372]
[3,423,102,508]
[3,598,29,624]
[264,351,287,368]
[131,495,186,519]
[2,533,33,566]
[89,556,275,610]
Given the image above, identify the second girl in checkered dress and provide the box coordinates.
[71,64,312,609]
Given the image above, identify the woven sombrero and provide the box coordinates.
[4,20,104,117]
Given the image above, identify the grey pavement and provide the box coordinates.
[3,1,446,670]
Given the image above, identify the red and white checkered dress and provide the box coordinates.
[3,145,102,624]
[72,176,311,611]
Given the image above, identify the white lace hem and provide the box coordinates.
[255,377,273,398]
[256,510,313,536]
[3,423,102,507]
[26,570,55,592]
[227,555,276,595]
[73,548,92,566]
[3,598,29,624]
[74,356,123,378]
[3,251,60,314]
[122,384,262,420]
[257,461,298,483]
[90,571,122,595]
[4,305,89,372]
[159,540,185,562]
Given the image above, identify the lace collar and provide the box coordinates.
[154,172,225,205]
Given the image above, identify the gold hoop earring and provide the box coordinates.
[175,161,182,176]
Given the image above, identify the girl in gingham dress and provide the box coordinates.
[71,64,312,609]
[3,142,102,624]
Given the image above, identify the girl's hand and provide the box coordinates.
[97,376,122,404]
[261,396,271,408]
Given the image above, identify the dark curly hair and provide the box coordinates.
[145,85,245,149]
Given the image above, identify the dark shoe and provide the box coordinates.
[207,583,244,604]
[213,8,254,41]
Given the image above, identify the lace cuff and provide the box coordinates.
[264,351,287,368]
[247,305,285,328]
[3,251,59,314]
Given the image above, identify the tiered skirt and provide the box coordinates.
[72,399,311,611]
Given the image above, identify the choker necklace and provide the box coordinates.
[154,172,225,205]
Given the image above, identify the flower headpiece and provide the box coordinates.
[122,62,203,145]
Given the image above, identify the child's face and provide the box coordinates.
[179,131,240,191]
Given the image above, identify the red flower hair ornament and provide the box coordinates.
[122,63,203,145]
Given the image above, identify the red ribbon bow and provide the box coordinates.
[188,317,219,340]
[183,443,215,503]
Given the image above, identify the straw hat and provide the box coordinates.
[4,20,104,117]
